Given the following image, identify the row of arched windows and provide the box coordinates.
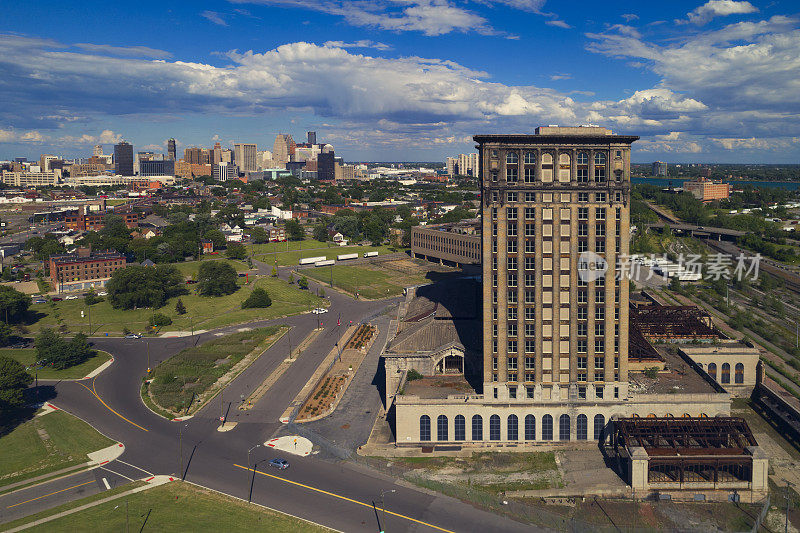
[707,362,745,384]
[419,414,606,442]
[505,152,607,165]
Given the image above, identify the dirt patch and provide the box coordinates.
[297,374,348,421]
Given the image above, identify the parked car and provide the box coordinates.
[268,458,289,470]
[51,297,62,301]
[33,299,46,304]
[125,333,142,339]
[97,291,108,296]
[312,307,329,314]
[64,295,78,300]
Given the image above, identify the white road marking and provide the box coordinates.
[115,460,153,476]
[99,467,135,482]
[102,477,111,490]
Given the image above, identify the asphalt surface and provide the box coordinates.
[4,262,536,532]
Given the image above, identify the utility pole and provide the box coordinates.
[786,481,793,533]
[146,340,151,374]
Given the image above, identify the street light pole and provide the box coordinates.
[247,444,261,503]
[379,489,395,533]
[178,423,188,479]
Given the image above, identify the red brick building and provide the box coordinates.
[49,248,126,292]
[65,207,144,231]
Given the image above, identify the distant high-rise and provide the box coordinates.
[234,143,257,172]
[651,161,667,177]
[93,145,103,157]
[140,159,175,177]
[307,131,317,145]
[273,134,295,168]
[167,138,177,161]
[318,151,336,181]
[114,141,134,176]
[213,162,239,181]
[184,147,211,165]
[446,153,478,176]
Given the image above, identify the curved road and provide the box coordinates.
[6,264,535,532]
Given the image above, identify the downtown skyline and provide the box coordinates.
[1,0,799,163]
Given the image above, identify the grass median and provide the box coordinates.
[10,481,332,532]
[0,349,112,380]
[145,326,285,416]
[0,410,115,490]
[303,262,428,299]
[251,243,397,267]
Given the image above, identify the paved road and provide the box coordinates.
[6,265,535,532]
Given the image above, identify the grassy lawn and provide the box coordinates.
[0,410,114,488]
[171,258,251,279]
[304,262,427,299]
[14,481,331,532]
[146,326,283,414]
[252,243,398,267]
[23,276,322,335]
[0,348,112,379]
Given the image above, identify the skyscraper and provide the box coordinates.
[234,142,257,172]
[93,145,103,157]
[307,131,317,145]
[474,126,637,401]
[317,151,336,181]
[167,138,177,161]
[272,134,295,168]
[114,141,134,176]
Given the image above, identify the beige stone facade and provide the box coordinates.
[680,344,759,397]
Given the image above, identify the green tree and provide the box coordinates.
[84,290,104,306]
[313,221,329,242]
[298,276,309,290]
[271,265,278,277]
[288,272,295,284]
[107,265,187,310]
[36,329,94,370]
[198,261,238,296]
[204,229,227,250]
[0,356,32,415]
[250,227,268,244]
[149,313,173,327]
[226,242,247,260]
[241,288,272,309]
[0,322,19,347]
[0,286,30,323]
[175,298,187,315]
[285,219,304,241]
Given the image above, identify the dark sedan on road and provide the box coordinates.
[268,458,289,469]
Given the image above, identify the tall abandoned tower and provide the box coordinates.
[474,126,638,402]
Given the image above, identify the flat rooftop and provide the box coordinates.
[629,346,719,395]
[402,375,476,399]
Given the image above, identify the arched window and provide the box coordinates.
[559,414,571,441]
[506,152,518,164]
[576,414,588,440]
[593,414,605,441]
[558,153,571,182]
[594,152,606,182]
[577,152,589,183]
[542,415,553,441]
[735,363,744,384]
[721,363,731,384]
[576,152,589,165]
[525,414,536,440]
[489,415,501,441]
[524,152,536,165]
[507,414,519,441]
[437,415,448,441]
[472,415,483,441]
[420,415,431,441]
[707,363,717,381]
[454,415,465,441]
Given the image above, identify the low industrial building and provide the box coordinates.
[410,220,481,266]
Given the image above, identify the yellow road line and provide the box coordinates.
[233,464,454,533]
[7,480,95,508]
[76,380,148,432]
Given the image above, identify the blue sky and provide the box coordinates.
[1,0,799,163]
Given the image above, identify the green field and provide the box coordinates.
[171,258,251,278]
[304,263,427,299]
[252,243,397,266]
[0,348,112,379]
[146,326,283,414]
[14,481,330,532]
[0,410,115,488]
[25,276,322,335]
